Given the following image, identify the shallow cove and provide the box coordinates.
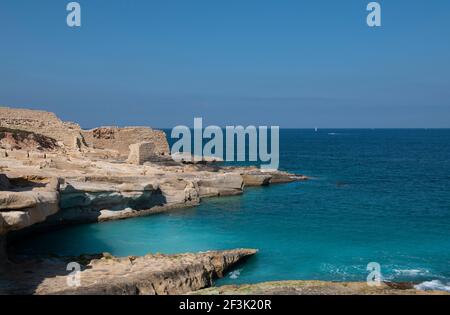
[11,129,450,288]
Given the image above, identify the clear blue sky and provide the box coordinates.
[1,0,449,128]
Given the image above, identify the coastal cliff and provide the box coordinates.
[0,107,304,294]
[0,107,169,157]
[0,107,304,238]
[2,249,257,295]
[0,107,443,296]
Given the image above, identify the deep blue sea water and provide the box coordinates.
[12,130,450,289]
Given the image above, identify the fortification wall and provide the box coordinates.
[0,107,170,158]
[81,127,169,157]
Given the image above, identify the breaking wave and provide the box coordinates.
[393,268,431,277]
[414,280,450,292]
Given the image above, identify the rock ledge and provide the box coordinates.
[2,249,257,295]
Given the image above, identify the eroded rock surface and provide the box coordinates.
[1,249,257,295]
[0,107,307,294]
[0,176,60,235]
[0,107,169,159]
[0,108,306,240]
[0,127,59,152]
[192,280,450,295]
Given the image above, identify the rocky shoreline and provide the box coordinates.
[2,249,257,295]
[0,107,442,295]
[0,107,306,294]
[0,107,305,242]
[192,280,450,295]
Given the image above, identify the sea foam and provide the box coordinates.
[414,280,450,292]
[393,268,430,277]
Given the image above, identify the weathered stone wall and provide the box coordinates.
[0,107,169,157]
[81,127,169,158]
[127,142,157,165]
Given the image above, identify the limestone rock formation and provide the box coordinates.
[0,107,169,159]
[80,127,169,158]
[192,280,450,295]
[0,176,59,235]
[46,175,199,225]
[0,106,309,294]
[0,127,59,151]
[1,249,257,295]
[242,173,272,186]
[0,107,307,244]
[0,107,80,148]
[197,173,244,197]
[267,171,308,184]
[1,159,304,236]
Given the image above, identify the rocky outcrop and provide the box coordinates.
[80,127,169,158]
[267,171,308,184]
[242,173,272,186]
[197,173,244,197]
[0,127,59,151]
[241,169,308,186]
[0,107,80,148]
[192,280,450,295]
[0,107,169,158]
[40,176,200,226]
[1,164,304,237]
[1,168,303,242]
[0,106,309,295]
[0,176,60,235]
[0,113,307,262]
[1,249,257,295]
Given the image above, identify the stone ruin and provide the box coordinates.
[81,126,169,158]
[0,107,170,162]
[127,142,158,165]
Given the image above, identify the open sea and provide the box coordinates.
[12,129,450,291]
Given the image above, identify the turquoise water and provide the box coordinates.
[12,130,450,287]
